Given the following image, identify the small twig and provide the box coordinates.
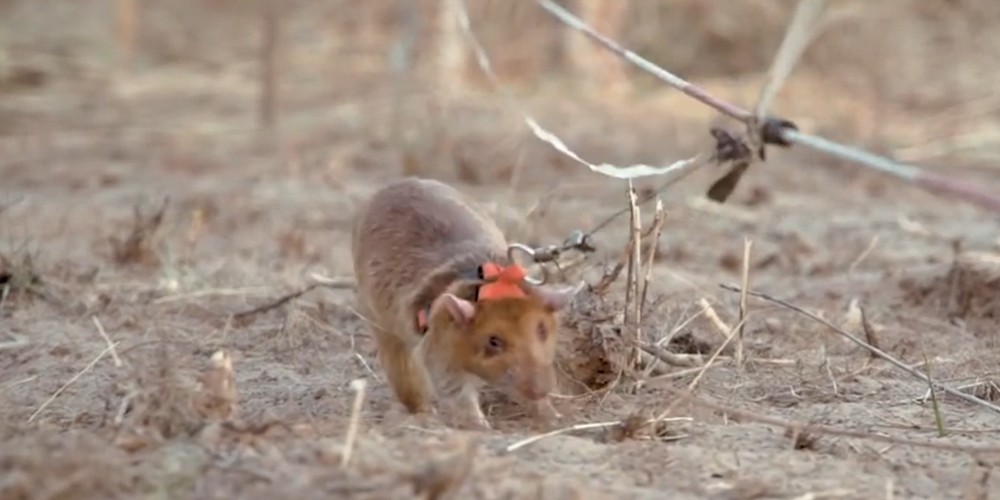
[0,337,29,351]
[0,283,10,315]
[753,0,828,120]
[652,315,751,424]
[624,182,643,368]
[655,303,708,348]
[115,0,137,72]
[638,302,711,382]
[505,417,692,452]
[353,353,380,382]
[659,384,1000,455]
[720,284,1000,415]
[152,286,272,304]
[921,350,947,437]
[860,307,881,359]
[341,378,368,468]
[639,344,702,368]
[848,234,880,276]
[233,283,320,320]
[29,342,120,422]
[698,297,732,340]
[640,199,666,315]
[91,316,122,368]
[259,0,280,130]
[737,238,753,367]
[308,273,356,289]
[114,390,138,425]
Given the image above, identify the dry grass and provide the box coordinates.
[2,0,1000,498]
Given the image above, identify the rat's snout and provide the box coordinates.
[517,365,555,401]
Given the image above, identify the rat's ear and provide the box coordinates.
[535,281,585,312]
[435,293,476,325]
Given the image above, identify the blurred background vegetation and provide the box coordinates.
[2,0,998,180]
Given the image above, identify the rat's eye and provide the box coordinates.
[484,335,505,357]
[536,321,548,341]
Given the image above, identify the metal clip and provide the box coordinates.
[506,243,545,285]
[563,229,596,253]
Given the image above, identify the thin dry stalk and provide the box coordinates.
[152,286,271,305]
[624,182,643,368]
[652,315,751,424]
[341,378,368,468]
[259,0,280,130]
[921,350,947,437]
[637,303,711,382]
[234,283,320,321]
[116,0,137,72]
[698,297,732,339]
[639,344,701,367]
[29,342,120,422]
[410,436,478,500]
[308,273,357,289]
[639,199,666,314]
[860,307,881,359]
[721,284,1000,415]
[505,417,692,452]
[848,235,880,275]
[655,303,709,348]
[736,238,753,367]
[195,350,239,421]
[753,0,828,119]
[0,283,9,314]
[91,316,122,368]
[388,0,420,149]
[658,383,1000,454]
[111,198,168,265]
[233,275,354,321]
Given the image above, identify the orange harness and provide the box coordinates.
[416,262,528,333]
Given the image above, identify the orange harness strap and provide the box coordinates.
[416,262,528,333]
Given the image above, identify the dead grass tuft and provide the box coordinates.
[0,244,43,308]
[603,411,685,443]
[784,426,821,451]
[0,429,138,500]
[115,342,239,451]
[555,284,629,393]
[406,436,478,500]
[901,251,1000,335]
[110,198,169,266]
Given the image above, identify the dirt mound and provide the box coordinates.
[902,251,1000,335]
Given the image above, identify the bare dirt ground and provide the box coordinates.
[2,1,1000,499]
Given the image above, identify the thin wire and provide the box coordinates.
[451,0,700,181]
[534,0,1000,214]
[535,0,751,123]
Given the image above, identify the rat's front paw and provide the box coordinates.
[465,411,493,431]
[445,410,492,431]
[441,399,492,431]
[530,398,562,422]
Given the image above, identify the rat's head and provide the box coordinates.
[428,283,581,400]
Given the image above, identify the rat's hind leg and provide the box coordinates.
[372,326,434,414]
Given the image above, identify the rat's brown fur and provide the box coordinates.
[350,177,578,429]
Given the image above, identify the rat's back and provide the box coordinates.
[351,177,507,323]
